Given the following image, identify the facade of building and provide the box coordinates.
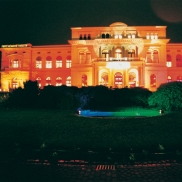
[0,22,182,92]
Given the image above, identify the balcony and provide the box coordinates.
[92,57,144,62]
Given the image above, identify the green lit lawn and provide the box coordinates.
[0,109,182,152]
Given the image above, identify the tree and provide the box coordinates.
[130,87,152,107]
[148,81,182,111]
[6,80,40,108]
[23,80,40,108]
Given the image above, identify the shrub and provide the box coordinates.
[148,81,182,111]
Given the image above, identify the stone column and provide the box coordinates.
[123,69,129,87]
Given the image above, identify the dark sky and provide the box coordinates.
[1,0,182,46]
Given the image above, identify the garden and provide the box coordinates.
[0,81,182,163]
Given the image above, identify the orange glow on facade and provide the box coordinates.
[0,22,182,91]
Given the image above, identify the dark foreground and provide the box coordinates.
[1,160,182,182]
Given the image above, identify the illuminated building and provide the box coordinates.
[0,22,182,92]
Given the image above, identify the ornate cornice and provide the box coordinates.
[68,38,170,45]
[68,40,95,45]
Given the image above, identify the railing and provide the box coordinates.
[92,57,144,62]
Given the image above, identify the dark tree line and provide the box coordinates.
[1,80,153,111]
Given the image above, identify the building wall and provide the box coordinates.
[1,22,182,92]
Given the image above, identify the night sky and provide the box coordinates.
[1,0,182,46]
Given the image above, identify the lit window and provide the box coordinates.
[119,34,122,39]
[36,56,42,68]
[177,76,182,82]
[150,74,156,87]
[100,72,108,86]
[56,77,62,86]
[56,56,62,68]
[114,34,118,39]
[12,77,18,89]
[129,72,136,88]
[166,62,172,67]
[82,74,87,86]
[154,33,158,39]
[46,56,52,68]
[13,60,19,68]
[146,33,150,39]
[115,49,122,58]
[11,59,20,68]
[167,76,172,83]
[36,77,41,87]
[151,33,154,40]
[46,77,51,86]
[132,34,135,39]
[66,76,71,86]
[36,61,42,68]
[114,72,122,88]
[128,34,131,39]
[166,54,172,67]
[66,56,71,68]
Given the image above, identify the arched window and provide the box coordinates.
[166,54,172,67]
[106,33,110,38]
[84,34,87,40]
[115,34,119,39]
[46,77,51,86]
[100,72,108,86]
[36,56,42,68]
[12,77,18,89]
[128,49,135,58]
[102,34,106,38]
[66,76,71,86]
[102,49,109,61]
[154,33,158,39]
[88,34,91,40]
[36,77,41,87]
[177,76,182,82]
[46,56,52,68]
[114,72,122,88]
[56,77,62,86]
[66,56,71,68]
[118,34,122,39]
[127,34,131,39]
[146,33,150,39]
[167,76,172,83]
[56,56,62,68]
[79,34,83,40]
[132,34,136,39]
[146,51,152,63]
[129,72,136,87]
[176,54,182,67]
[153,50,159,63]
[79,52,84,64]
[11,59,20,68]
[82,74,87,86]
[85,52,91,64]
[115,49,122,59]
[150,74,156,87]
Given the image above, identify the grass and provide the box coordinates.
[0,108,182,152]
